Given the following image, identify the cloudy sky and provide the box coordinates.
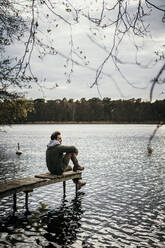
[11,0,165,101]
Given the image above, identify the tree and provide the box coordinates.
[0,98,33,124]
[0,0,29,99]
[0,0,164,102]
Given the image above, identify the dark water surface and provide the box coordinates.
[0,124,165,247]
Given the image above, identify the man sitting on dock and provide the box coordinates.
[46,131,86,189]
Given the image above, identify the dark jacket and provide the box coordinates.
[46,144,78,175]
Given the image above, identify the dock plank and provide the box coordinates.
[35,171,81,179]
[0,177,47,198]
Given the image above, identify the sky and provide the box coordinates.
[10,0,165,101]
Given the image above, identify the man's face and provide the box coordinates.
[57,134,62,144]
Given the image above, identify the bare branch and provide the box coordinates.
[150,62,165,101]
[145,0,165,12]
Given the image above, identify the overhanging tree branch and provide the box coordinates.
[150,62,165,101]
[0,0,164,101]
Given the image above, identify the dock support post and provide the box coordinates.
[13,193,17,213]
[76,182,78,196]
[63,181,66,196]
[24,191,32,215]
[74,179,78,196]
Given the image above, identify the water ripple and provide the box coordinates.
[0,124,165,247]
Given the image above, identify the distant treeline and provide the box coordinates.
[1,97,165,124]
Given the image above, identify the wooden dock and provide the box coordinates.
[0,171,82,214]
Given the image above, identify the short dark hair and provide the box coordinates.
[51,131,61,140]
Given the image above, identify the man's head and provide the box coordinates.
[51,131,62,144]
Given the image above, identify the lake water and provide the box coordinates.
[0,124,165,247]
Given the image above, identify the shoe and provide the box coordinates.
[73,165,84,172]
[77,181,86,190]
[65,165,72,171]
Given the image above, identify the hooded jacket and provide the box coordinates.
[46,140,78,175]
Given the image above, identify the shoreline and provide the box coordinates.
[16,121,161,125]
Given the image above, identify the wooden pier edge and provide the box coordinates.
[0,171,82,214]
[0,171,82,198]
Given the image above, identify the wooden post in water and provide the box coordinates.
[75,179,78,196]
[24,190,33,215]
[13,193,17,213]
[25,192,29,215]
[75,182,78,196]
[63,181,66,196]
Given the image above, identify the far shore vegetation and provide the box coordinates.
[1,97,165,125]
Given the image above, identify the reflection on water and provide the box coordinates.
[44,192,84,246]
[0,124,165,247]
[0,192,84,247]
